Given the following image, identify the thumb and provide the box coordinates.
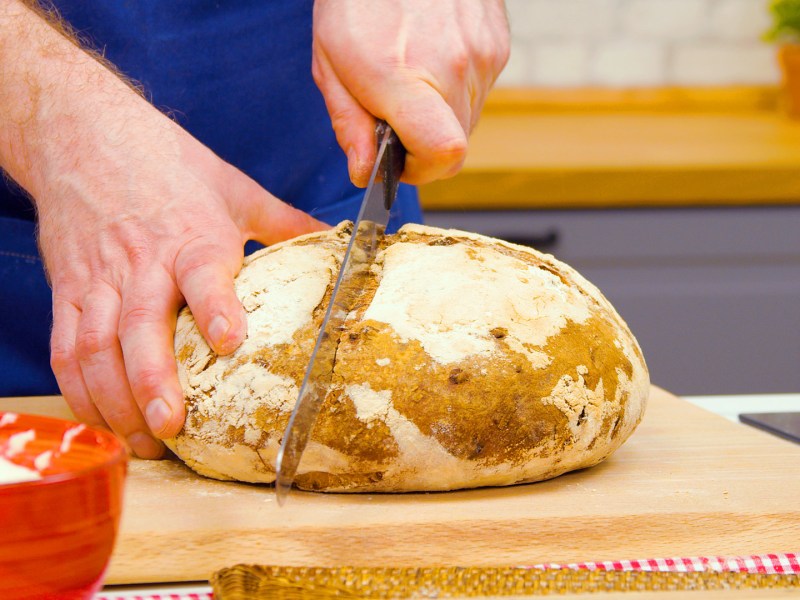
[229,167,329,246]
[376,78,468,185]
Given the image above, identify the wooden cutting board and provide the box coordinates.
[3,386,799,585]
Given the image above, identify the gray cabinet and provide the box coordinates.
[424,206,800,395]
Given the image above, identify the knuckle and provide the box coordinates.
[130,366,169,397]
[49,340,76,373]
[125,243,153,270]
[100,403,135,432]
[449,48,471,80]
[118,304,160,336]
[311,56,325,87]
[74,326,116,361]
[175,247,240,298]
[468,27,508,75]
[174,251,213,284]
[432,136,468,165]
[328,106,359,133]
[174,236,232,279]
[493,39,511,73]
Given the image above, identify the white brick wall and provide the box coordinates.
[622,0,709,40]
[709,0,773,41]
[671,42,779,84]
[498,0,780,88]
[533,41,590,86]
[512,0,617,38]
[591,40,666,85]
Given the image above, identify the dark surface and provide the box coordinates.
[739,412,800,445]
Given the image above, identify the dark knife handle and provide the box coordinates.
[376,120,406,210]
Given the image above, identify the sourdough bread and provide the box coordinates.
[167,222,649,492]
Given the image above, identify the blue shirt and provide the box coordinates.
[0,1,422,396]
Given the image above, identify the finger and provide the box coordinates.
[384,79,468,185]
[50,293,105,428]
[334,66,469,186]
[75,283,164,459]
[229,170,329,243]
[313,45,377,187]
[173,237,248,357]
[316,43,468,185]
[466,70,488,133]
[118,267,186,440]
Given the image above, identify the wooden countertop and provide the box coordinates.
[419,86,800,210]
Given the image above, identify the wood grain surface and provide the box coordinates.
[418,87,800,210]
[2,386,799,586]
[482,85,781,112]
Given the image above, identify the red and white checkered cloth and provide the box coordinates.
[94,553,800,600]
[531,552,800,574]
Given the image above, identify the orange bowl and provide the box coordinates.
[0,411,127,600]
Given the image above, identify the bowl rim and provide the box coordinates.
[0,410,127,491]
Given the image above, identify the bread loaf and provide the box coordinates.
[167,222,649,492]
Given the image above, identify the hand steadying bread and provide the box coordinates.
[168,223,649,492]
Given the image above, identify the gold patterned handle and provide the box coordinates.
[212,564,800,599]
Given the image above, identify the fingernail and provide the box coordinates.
[145,397,173,436]
[347,148,361,184]
[127,431,164,459]
[208,315,232,350]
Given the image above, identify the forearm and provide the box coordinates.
[0,1,166,202]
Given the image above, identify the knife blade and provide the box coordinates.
[274,121,405,505]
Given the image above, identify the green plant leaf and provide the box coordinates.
[767,0,800,43]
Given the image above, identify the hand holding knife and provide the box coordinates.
[274,122,406,505]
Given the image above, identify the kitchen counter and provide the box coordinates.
[419,86,800,210]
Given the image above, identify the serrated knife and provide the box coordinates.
[274,121,405,505]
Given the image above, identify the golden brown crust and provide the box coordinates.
[167,222,649,492]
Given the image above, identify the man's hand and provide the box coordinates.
[312,0,509,186]
[0,2,324,458]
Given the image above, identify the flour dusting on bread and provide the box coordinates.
[167,222,649,492]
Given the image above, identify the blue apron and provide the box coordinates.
[0,1,422,396]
